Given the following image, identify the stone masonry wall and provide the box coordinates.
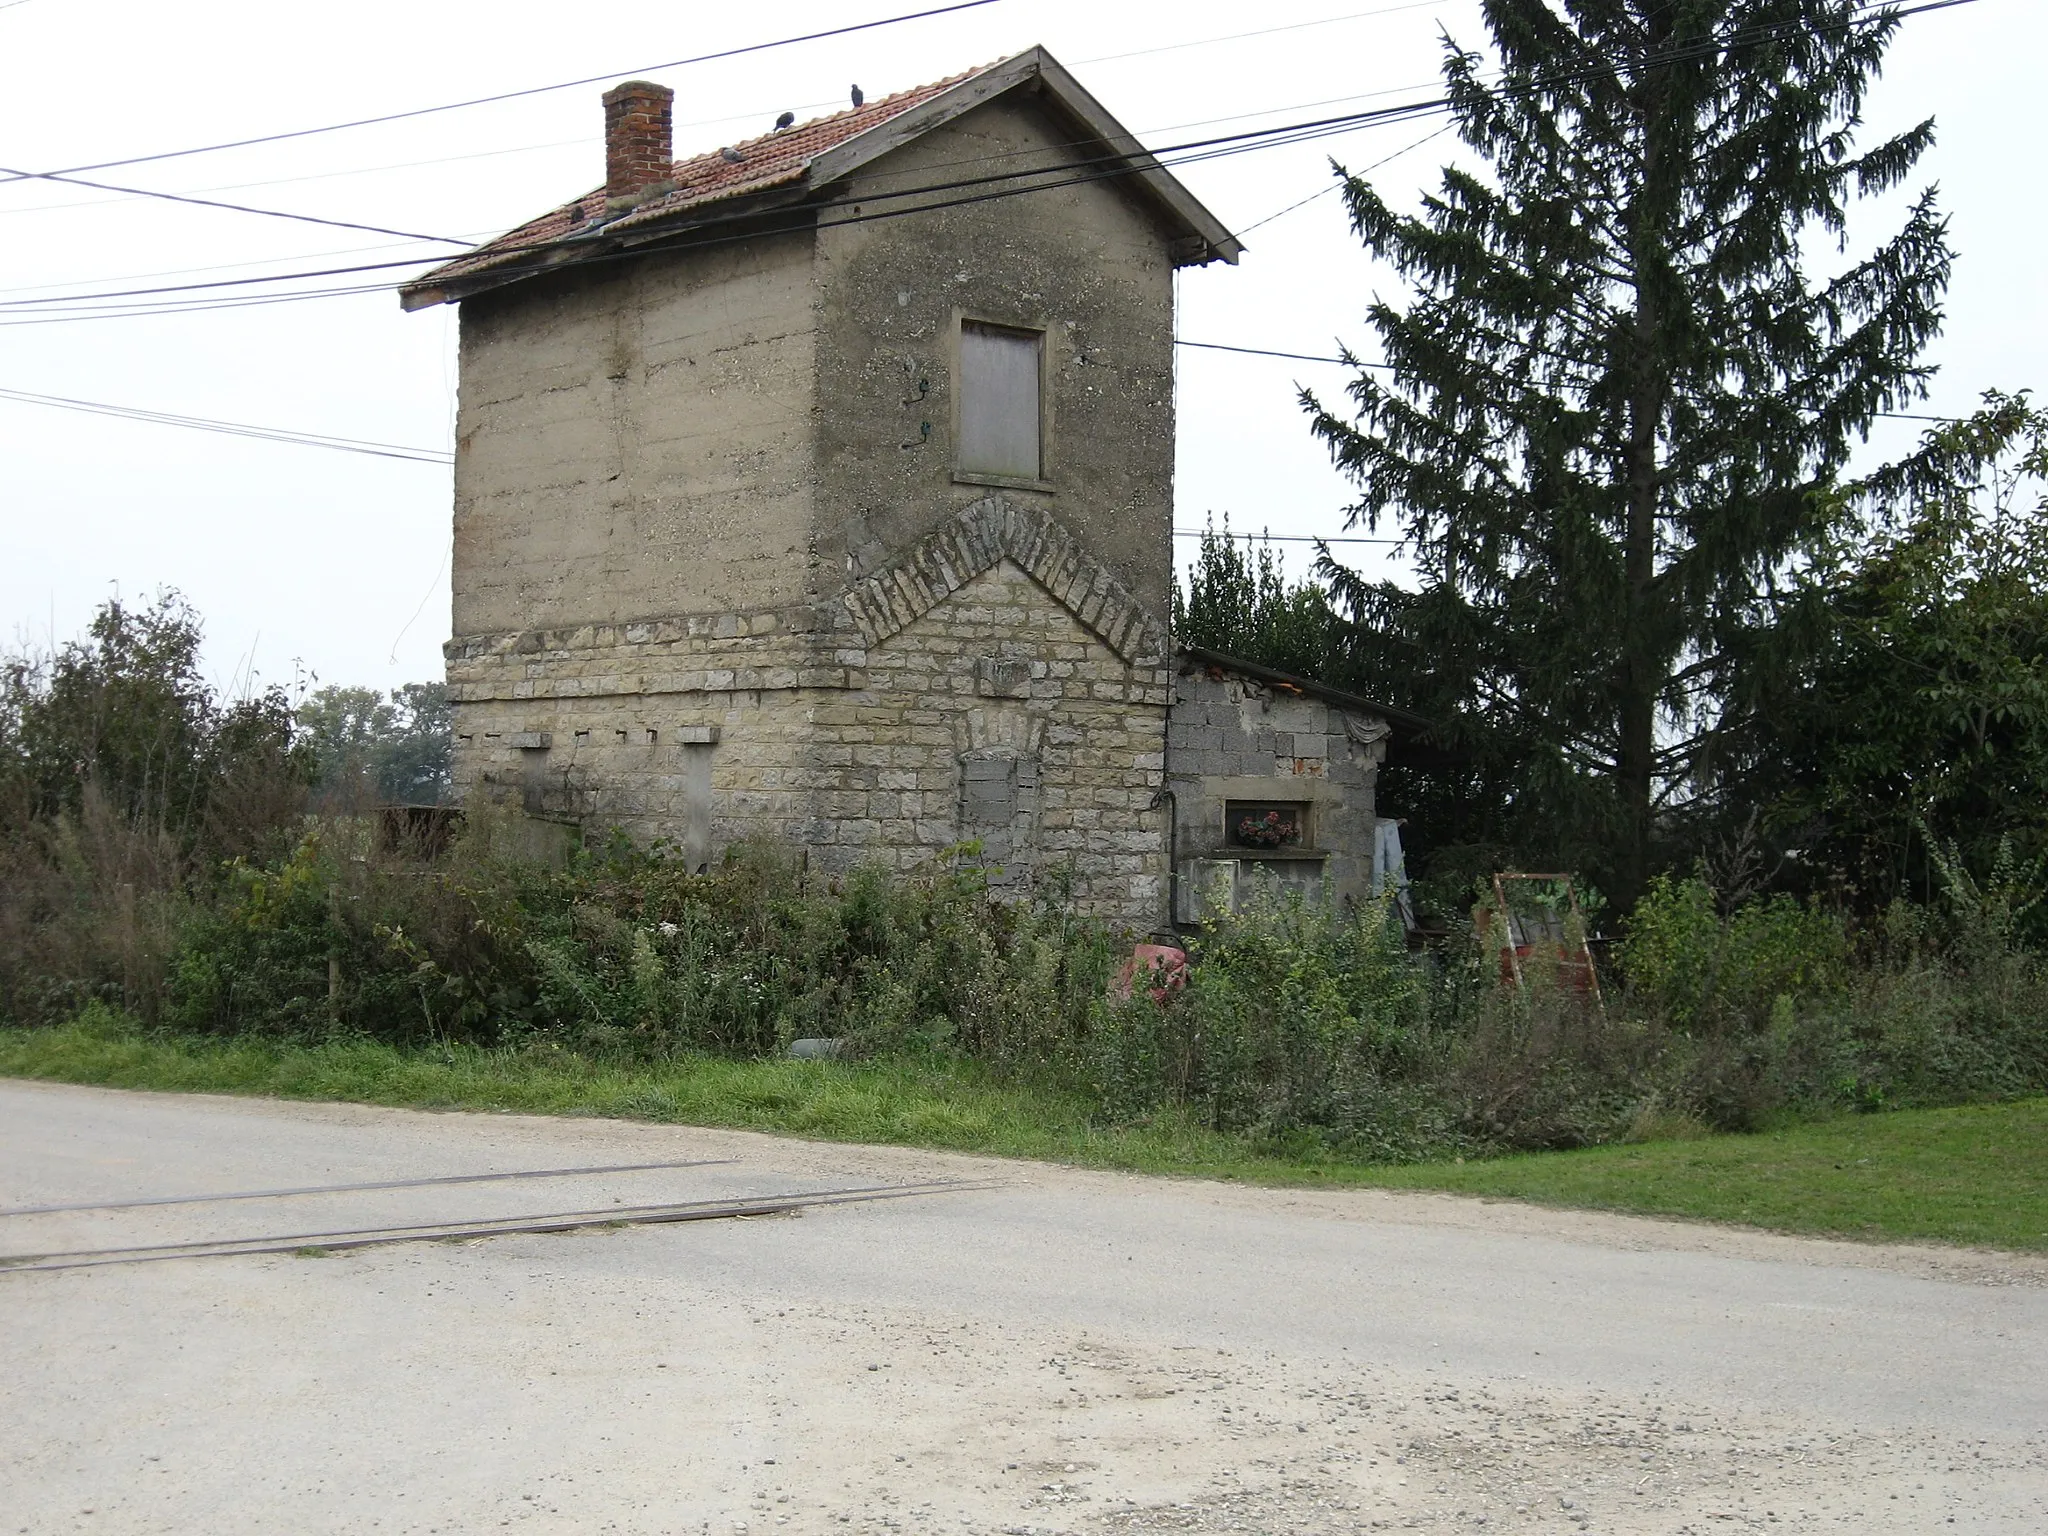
[812,92,1178,619]
[447,500,1170,927]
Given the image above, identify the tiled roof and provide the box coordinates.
[406,66,987,297]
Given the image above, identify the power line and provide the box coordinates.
[1236,124,1453,236]
[0,0,1981,324]
[0,231,508,303]
[0,1,1004,188]
[0,386,454,463]
[1,0,1911,260]
[1172,340,1968,424]
[0,83,1449,300]
[0,67,1459,227]
[1081,1,1451,67]
[1178,340,1381,368]
[0,5,1445,223]
[0,96,1460,315]
[0,164,473,246]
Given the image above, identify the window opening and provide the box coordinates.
[1225,800,1308,850]
[958,321,1043,480]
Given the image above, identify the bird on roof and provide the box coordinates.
[774,111,795,131]
[720,147,745,164]
[850,84,864,108]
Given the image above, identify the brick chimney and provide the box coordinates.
[603,80,674,201]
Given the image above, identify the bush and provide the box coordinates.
[1621,874,1849,1033]
[148,820,1120,1069]
[1616,871,2048,1127]
[1085,877,1435,1152]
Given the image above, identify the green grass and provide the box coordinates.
[1366,1100,2048,1251]
[3,1019,2043,1251]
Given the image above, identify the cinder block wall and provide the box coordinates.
[1165,666,1387,911]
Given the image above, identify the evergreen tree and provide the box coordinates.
[1306,0,1951,906]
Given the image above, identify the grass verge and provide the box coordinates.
[2,1021,2042,1251]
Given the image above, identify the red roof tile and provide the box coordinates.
[407,65,989,298]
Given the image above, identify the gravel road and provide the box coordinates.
[2,1079,2043,1534]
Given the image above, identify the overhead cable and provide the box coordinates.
[0,385,454,462]
[0,0,1982,324]
[0,1,1004,187]
[0,0,1966,319]
[0,164,474,246]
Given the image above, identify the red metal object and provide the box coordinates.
[1112,944,1188,1004]
[1483,874,1603,1006]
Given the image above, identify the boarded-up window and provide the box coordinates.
[959,749,1038,889]
[958,321,1042,480]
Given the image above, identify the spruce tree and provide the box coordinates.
[1306,0,1951,906]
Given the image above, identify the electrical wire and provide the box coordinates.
[1,0,1967,317]
[0,0,1930,248]
[0,0,1954,300]
[0,0,1981,325]
[1236,124,1453,236]
[0,231,509,303]
[0,96,1448,310]
[0,1,1005,187]
[1172,341,1967,423]
[0,4,1446,224]
[0,97,1464,314]
[0,164,474,246]
[0,386,454,462]
[0,74,1456,236]
[1079,1,1452,67]
[1174,530,1403,544]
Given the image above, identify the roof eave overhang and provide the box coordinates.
[398,184,823,310]
[1177,645,1432,735]
[400,44,1244,310]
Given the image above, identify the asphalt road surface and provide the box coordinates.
[2,1079,2043,1534]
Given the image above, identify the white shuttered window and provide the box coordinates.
[957,321,1043,480]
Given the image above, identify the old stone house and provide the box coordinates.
[403,46,1419,933]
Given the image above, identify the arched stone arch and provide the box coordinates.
[840,496,1168,666]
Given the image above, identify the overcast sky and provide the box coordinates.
[0,0,2037,695]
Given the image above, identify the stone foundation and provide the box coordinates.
[448,547,1170,927]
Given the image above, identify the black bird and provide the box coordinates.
[774,111,795,131]
[720,146,745,164]
[850,84,864,108]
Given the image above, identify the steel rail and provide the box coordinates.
[0,1180,994,1274]
[0,1157,737,1218]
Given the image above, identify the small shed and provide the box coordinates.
[1165,647,1427,926]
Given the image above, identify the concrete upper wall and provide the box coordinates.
[453,231,820,636]
[812,91,1180,620]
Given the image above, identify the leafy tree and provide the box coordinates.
[1173,521,1344,681]
[1305,0,1952,907]
[0,592,308,854]
[1737,392,2048,906]
[296,681,453,806]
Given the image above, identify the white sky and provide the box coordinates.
[0,0,2037,694]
